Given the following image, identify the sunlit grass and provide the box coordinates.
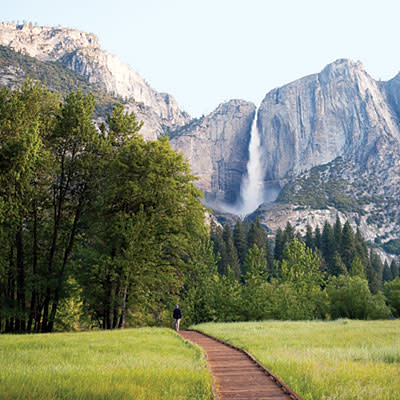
[194,320,400,400]
[0,328,212,400]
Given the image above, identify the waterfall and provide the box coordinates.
[238,108,265,215]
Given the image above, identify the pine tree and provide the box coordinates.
[242,245,267,283]
[370,250,384,289]
[247,217,272,271]
[305,224,314,249]
[283,221,295,242]
[247,217,266,250]
[314,225,322,250]
[341,221,355,270]
[350,256,366,279]
[382,260,393,283]
[390,259,399,279]
[333,215,342,253]
[321,221,335,271]
[233,219,247,267]
[274,228,285,261]
[330,251,347,276]
[366,260,380,294]
[222,224,241,280]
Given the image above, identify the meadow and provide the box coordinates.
[0,328,212,400]
[195,320,400,400]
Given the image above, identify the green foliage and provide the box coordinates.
[384,278,400,317]
[212,267,242,322]
[0,81,208,332]
[241,245,270,321]
[326,275,390,319]
[75,106,207,329]
[350,256,366,279]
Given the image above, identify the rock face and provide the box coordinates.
[258,59,400,185]
[170,100,255,205]
[251,59,400,246]
[0,22,190,139]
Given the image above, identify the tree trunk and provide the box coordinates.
[27,204,38,332]
[16,227,26,332]
[47,199,83,333]
[6,246,15,332]
[118,284,129,329]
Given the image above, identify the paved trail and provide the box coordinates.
[180,330,302,400]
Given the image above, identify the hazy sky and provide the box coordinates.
[3,0,400,116]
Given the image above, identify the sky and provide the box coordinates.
[3,0,400,117]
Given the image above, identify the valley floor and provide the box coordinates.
[194,320,400,400]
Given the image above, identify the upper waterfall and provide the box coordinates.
[238,108,265,215]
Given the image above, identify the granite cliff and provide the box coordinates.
[170,100,255,206]
[257,59,400,185]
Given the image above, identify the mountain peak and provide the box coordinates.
[0,22,100,61]
[320,58,364,79]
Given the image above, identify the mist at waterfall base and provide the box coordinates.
[210,109,280,217]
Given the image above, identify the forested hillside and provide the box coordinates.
[0,45,121,116]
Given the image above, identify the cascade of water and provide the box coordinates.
[238,108,265,215]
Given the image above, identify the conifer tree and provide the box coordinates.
[314,225,322,250]
[333,215,342,253]
[247,217,266,250]
[305,224,314,249]
[350,256,366,279]
[274,228,285,261]
[247,217,272,270]
[321,221,335,270]
[233,219,247,267]
[366,260,380,294]
[330,251,347,276]
[341,221,356,270]
[221,224,240,280]
[390,259,399,279]
[383,260,392,282]
[283,221,295,242]
[241,245,269,320]
[370,250,384,288]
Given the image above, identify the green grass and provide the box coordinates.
[194,320,400,400]
[0,328,212,400]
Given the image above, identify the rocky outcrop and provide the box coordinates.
[170,100,255,205]
[0,22,190,139]
[258,59,400,185]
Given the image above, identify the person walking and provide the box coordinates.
[173,305,182,332]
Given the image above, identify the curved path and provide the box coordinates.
[180,330,302,400]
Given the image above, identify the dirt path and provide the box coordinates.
[179,330,302,400]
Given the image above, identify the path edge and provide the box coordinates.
[177,330,220,400]
[188,329,303,400]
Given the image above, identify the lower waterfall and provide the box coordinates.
[238,108,265,215]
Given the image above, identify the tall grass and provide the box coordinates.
[0,328,212,400]
[195,320,400,400]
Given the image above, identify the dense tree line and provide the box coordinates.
[197,217,400,324]
[0,82,209,332]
